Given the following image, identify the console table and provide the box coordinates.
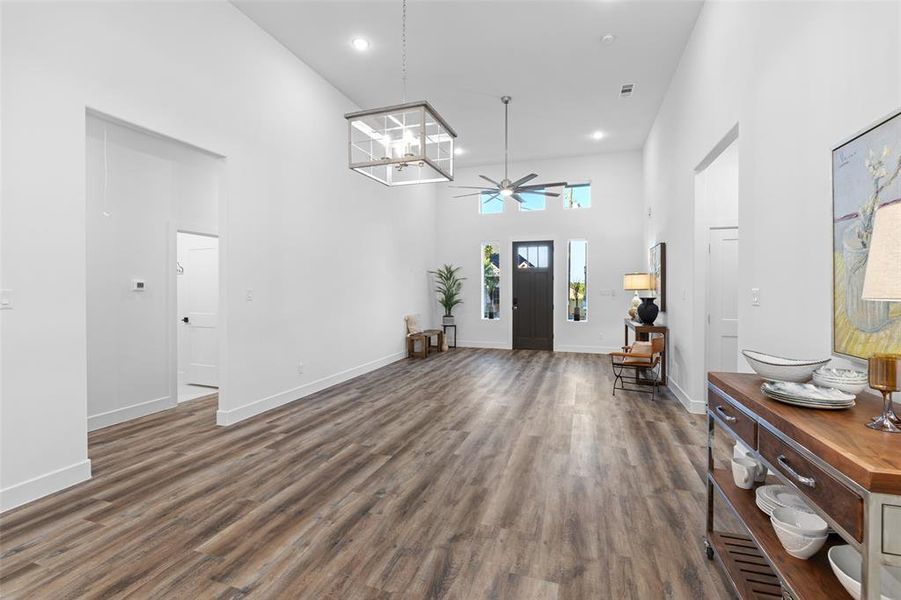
[623,319,667,385]
[706,372,901,600]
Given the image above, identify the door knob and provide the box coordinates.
[182,317,190,323]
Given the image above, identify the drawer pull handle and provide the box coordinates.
[777,455,816,488]
[714,405,737,423]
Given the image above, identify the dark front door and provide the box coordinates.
[512,240,554,350]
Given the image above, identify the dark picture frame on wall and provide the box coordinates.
[650,242,666,312]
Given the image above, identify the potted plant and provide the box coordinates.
[570,281,585,321]
[484,274,499,319]
[430,264,465,325]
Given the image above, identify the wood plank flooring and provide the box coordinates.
[1,349,734,599]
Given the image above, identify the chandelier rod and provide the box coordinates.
[401,0,407,103]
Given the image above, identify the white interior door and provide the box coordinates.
[184,237,219,386]
[707,227,739,373]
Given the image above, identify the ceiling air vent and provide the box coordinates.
[620,83,635,98]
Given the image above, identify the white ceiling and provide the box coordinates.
[233,0,703,167]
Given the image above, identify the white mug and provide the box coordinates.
[745,453,768,483]
[731,457,762,489]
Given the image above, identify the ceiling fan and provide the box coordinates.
[451,96,566,204]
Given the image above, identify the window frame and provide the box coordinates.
[562,182,591,210]
[516,189,547,212]
[481,242,501,320]
[478,191,504,215]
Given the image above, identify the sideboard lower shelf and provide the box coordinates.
[709,468,851,600]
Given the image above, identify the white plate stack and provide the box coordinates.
[811,368,868,395]
[756,485,835,534]
[761,381,856,410]
[755,485,812,516]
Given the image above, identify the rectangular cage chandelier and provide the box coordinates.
[345,100,457,186]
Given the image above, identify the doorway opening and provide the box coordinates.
[512,240,554,350]
[177,232,220,403]
[85,110,224,431]
[694,128,740,402]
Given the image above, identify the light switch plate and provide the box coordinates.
[751,288,760,306]
[0,289,12,310]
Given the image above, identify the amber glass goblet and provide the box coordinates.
[867,353,901,433]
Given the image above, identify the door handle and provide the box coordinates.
[182,317,190,323]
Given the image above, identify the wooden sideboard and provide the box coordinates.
[623,319,668,385]
[706,372,901,600]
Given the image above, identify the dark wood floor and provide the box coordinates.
[1,349,733,599]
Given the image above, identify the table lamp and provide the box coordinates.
[861,201,901,433]
[623,272,658,324]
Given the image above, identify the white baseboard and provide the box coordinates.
[0,459,92,513]
[457,340,512,350]
[668,378,706,414]
[87,395,176,431]
[554,344,619,354]
[216,351,406,426]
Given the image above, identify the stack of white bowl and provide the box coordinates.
[770,506,829,559]
[812,367,868,395]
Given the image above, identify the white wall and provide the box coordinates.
[1,1,436,511]
[436,152,645,352]
[86,116,220,431]
[643,0,901,412]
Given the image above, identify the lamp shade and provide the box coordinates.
[623,272,654,291]
[862,202,901,301]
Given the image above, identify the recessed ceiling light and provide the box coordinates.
[351,37,370,51]
[591,130,605,141]
[454,147,466,156]
[601,33,616,46]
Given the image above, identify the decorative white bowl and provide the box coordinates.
[742,350,830,383]
[812,373,867,395]
[771,519,827,559]
[771,507,828,537]
[828,545,901,600]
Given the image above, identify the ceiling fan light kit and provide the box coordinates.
[344,0,456,186]
[451,96,567,204]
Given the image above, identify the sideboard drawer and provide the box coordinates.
[758,427,864,541]
[708,389,757,448]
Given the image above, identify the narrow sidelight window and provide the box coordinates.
[482,243,501,319]
[568,240,587,321]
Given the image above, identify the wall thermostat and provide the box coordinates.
[131,279,146,291]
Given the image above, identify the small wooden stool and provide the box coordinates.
[407,332,428,358]
[422,329,445,354]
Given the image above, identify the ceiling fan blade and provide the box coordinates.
[450,185,497,191]
[453,192,486,198]
[516,190,560,197]
[483,193,500,204]
[518,181,567,190]
[509,173,538,188]
[479,175,501,187]
[511,193,525,204]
